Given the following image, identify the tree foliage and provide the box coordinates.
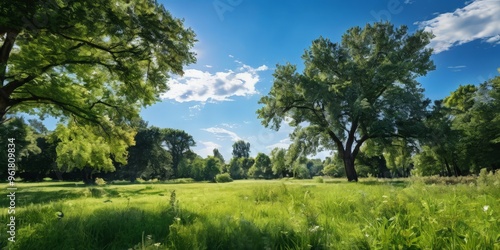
[258,22,434,181]
[123,125,173,181]
[213,148,225,164]
[0,117,39,179]
[0,0,196,175]
[232,140,251,158]
[412,73,500,176]
[248,153,273,179]
[270,147,287,177]
[162,128,196,178]
[1,0,196,122]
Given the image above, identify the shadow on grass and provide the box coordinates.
[1,204,302,250]
[0,202,359,250]
[0,190,86,207]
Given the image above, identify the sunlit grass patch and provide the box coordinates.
[0,179,498,249]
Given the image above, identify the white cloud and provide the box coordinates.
[486,35,500,44]
[228,54,234,58]
[202,127,241,141]
[266,138,292,150]
[205,65,212,68]
[404,0,414,4]
[447,65,466,69]
[417,0,500,53]
[194,141,221,158]
[161,61,269,103]
[448,65,467,72]
[256,65,269,71]
[188,104,204,117]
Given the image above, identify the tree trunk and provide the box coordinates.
[0,95,7,122]
[343,152,358,182]
[82,166,94,185]
[444,158,453,177]
[452,159,461,176]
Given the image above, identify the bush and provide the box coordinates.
[215,173,233,183]
[477,168,500,187]
[95,177,106,186]
[135,177,146,184]
[313,176,324,183]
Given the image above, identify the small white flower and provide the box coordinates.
[154,243,162,247]
[483,205,490,212]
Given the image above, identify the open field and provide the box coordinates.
[1,179,499,250]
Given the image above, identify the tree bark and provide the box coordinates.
[343,151,358,182]
[452,158,461,176]
[82,166,94,185]
[0,94,7,122]
[444,158,453,177]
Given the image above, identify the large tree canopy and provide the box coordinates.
[257,22,434,181]
[0,0,195,122]
[0,0,196,176]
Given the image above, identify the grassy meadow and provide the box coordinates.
[1,178,499,250]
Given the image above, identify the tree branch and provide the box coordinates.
[1,31,19,87]
[2,58,116,96]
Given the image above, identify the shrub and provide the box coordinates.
[95,177,106,186]
[215,173,233,183]
[477,168,500,187]
[313,176,324,183]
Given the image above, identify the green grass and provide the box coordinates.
[1,179,499,249]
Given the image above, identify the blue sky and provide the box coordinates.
[139,0,500,162]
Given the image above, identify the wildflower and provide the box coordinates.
[154,243,162,247]
[483,205,489,212]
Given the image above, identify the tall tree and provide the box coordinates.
[19,135,57,181]
[213,148,225,164]
[444,76,500,172]
[232,140,251,158]
[270,147,288,177]
[1,0,196,178]
[162,128,196,178]
[123,126,172,182]
[257,22,434,181]
[417,100,463,176]
[203,156,222,182]
[248,153,273,179]
[0,117,40,179]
